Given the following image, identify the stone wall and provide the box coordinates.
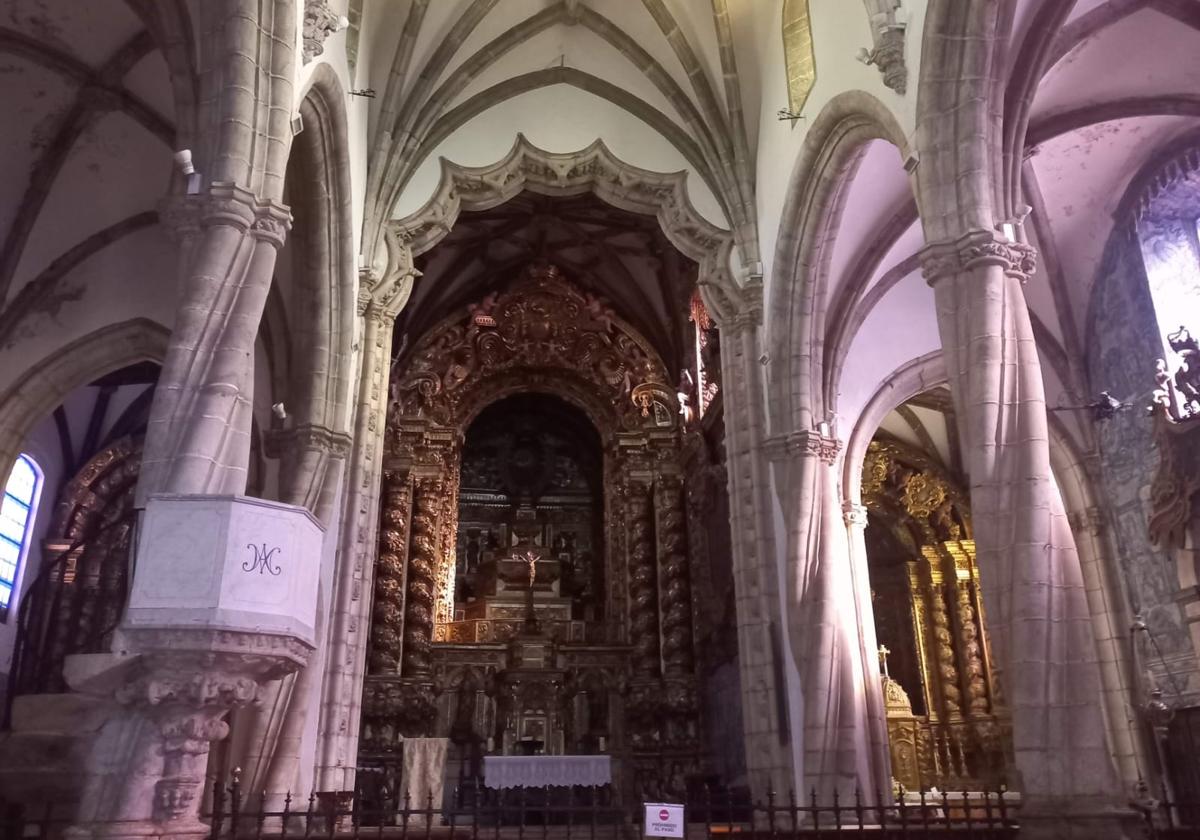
[1086,224,1200,705]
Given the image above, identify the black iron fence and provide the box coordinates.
[1,778,1021,839]
[17,775,1200,838]
[207,780,1021,839]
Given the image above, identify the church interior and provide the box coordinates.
[0,2,1198,838]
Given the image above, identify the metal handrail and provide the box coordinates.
[2,507,139,729]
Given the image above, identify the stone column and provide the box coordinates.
[711,301,794,796]
[842,501,891,791]
[768,431,883,802]
[138,0,298,504]
[1067,504,1141,785]
[921,231,1133,836]
[243,428,351,798]
[315,252,416,791]
[141,188,291,504]
[657,475,695,674]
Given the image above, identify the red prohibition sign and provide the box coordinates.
[658,809,670,822]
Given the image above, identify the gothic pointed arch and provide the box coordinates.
[388,136,737,297]
[767,91,910,436]
[0,319,168,490]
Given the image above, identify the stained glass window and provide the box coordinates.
[0,455,41,621]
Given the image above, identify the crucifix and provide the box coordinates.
[514,549,539,587]
[513,550,541,632]
[878,645,891,678]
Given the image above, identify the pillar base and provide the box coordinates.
[1019,796,1143,840]
[65,817,208,840]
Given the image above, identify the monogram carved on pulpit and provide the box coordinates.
[242,543,282,576]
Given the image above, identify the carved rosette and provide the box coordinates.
[657,477,694,673]
[369,472,411,674]
[403,477,442,677]
[626,481,660,675]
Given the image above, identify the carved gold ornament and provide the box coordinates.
[782,0,816,117]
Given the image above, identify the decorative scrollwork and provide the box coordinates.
[657,477,694,673]
[626,481,659,675]
[862,439,970,543]
[370,472,411,674]
[391,264,675,433]
[929,582,961,718]
[242,543,282,576]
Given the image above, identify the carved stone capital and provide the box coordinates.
[162,183,293,248]
[1067,506,1107,538]
[117,625,314,674]
[302,0,346,63]
[158,195,204,243]
[700,275,762,333]
[103,630,309,828]
[763,430,842,465]
[863,1,908,95]
[871,27,907,94]
[843,501,869,528]
[264,423,354,460]
[920,229,1038,285]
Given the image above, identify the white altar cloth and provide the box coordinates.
[482,756,612,789]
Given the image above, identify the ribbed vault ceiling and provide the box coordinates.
[0,0,176,329]
[363,0,757,266]
[397,191,697,375]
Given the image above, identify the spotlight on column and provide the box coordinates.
[174,149,202,195]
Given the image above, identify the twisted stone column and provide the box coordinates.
[769,430,883,802]
[137,0,298,504]
[922,231,1127,833]
[657,476,694,674]
[402,476,441,678]
[140,189,291,504]
[626,480,660,676]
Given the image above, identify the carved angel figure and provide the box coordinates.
[1168,325,1200,410]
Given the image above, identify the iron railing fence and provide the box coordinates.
[1139,786,1200,839]
[3,777,1022,840]
[2,508,138,727]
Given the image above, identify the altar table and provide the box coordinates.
[482,755,612,789]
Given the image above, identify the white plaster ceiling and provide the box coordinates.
[1022,3,1200,356]
[825,140,912,306]
[876,389,962,478]
[0,0,175,309]
[1034,6,1200,119]
[361,0,765,261]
